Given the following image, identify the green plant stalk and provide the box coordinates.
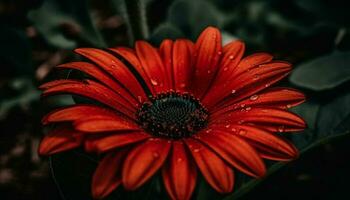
[123,0,149,45]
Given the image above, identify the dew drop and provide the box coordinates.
[110,65,116,69]
[218,51,222,55]
[265,83,270,87]
[231,89,236,94]
[153,152,159,158]
[253,74,260,80]
[177,158,183,162]
[250,95,259,101]
[240,104,245,108]
[245,106,251,111]
[231,128,237,132]
[151,79,158,86]
[223,67,228,71]
[286,104,292,108]
[137,96,142,102]
[225,124,231,128]
[205,129,212,133]
[277,126,285,132]
[207,70,211,74]
[180,83,186,88]
[238,129,247,136]
[229,55,234,60]
[193,148,200,153]
[237,120,244,124]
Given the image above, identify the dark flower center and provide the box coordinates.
[137,92,209,139]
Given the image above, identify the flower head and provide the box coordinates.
[39,27,306,200]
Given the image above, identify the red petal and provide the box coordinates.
[41,79,135,118]
[109,47,154,99]
[184,138,234,193]
[204,61,292,109]
[212,107,306,132]
[92,149,128,199]
[190,27,222,98]
[211,124,299,161]
[213,87,305,116]
[57,62,138,106]
[207,40,245,93]
[122,138,171,190]
[135,41,170,93]
[74,48,147,101]
[42,104,116,125]
[38,126,82,155]
[197,130,266,177]
[39,79,80,90]
[172,39,195,92]
[159,39,175,90]
[231,53,273,77]
[162,141,197,200]
[85,132,150,153]
[74,115,140,133]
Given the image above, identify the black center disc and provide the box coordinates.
[137,92,209,139]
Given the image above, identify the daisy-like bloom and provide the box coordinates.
[39,27,306,200]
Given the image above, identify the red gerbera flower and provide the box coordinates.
[39,27,306,200]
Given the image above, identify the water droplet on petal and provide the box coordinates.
[218,51,222,55]
[277,126,285,132]
[177,158,183,162]
[286,104,292,108]
[223,67,228,71]
[245,106,251,111]
[193,148,200,153]
[253,74,260,80]
[238,129,247,135]
[180,83,186,88]
[207,70,211,74]
[231,128,237,132]
[153,152,159,158]
[265,83,270,87]
[250,95,259,101]
[151,79,158,86]
[229,55,234,60]
[205,129,212,133]
[225,124,231,128]
[237,120,244,124]
[231,90,236,94]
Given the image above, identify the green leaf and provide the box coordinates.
[290,52,350,91]
[0,78,40,119]
[150,23,184,45]
[29,0,106,49]
[166,0,225,39]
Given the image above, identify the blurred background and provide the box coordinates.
[0,0,349,199]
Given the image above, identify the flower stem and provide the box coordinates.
[123,0,149,45]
